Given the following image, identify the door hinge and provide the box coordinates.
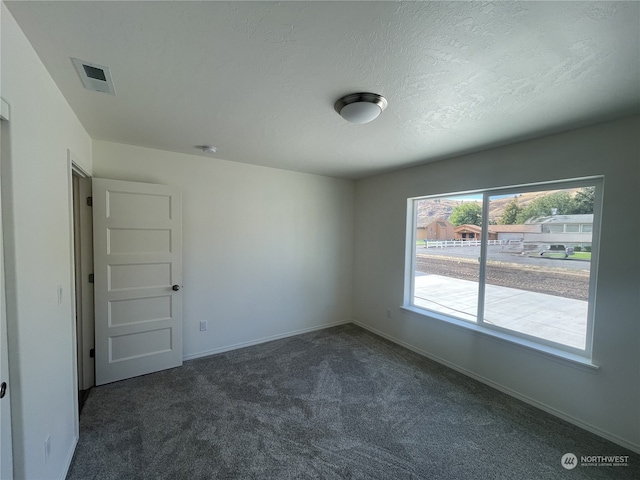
[88,273,94,283]
[86,196,93,207]
[89,348,95,358]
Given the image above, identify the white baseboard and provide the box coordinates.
[60,435,78,480]
[352,319,640,455]
[182,320,351,362]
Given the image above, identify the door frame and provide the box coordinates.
[70,159,95,393]
[67,150,94,441]
[1,97,14,480]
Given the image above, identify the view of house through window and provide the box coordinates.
[409,180,601,354]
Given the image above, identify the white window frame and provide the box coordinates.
[403,176,603,360]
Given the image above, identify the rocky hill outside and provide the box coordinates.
[416,188,581,227]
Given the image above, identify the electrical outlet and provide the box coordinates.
[386,308,392,319]
[44,435,51,463]
[199,321,207,332]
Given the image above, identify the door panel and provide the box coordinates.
[108,262,172,290]
[93,179,182,385]
[109,295,172,326]
[108,228,171,254]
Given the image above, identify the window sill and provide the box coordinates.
[400,305,599,371]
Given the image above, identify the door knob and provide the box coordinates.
[0,382,6,399]
[172,285,180,291]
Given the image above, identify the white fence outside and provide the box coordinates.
[421,239,517,248]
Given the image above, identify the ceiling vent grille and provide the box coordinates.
[71,58,116,95]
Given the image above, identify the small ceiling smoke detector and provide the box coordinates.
[71,58,116,95]
[197,145,217,154]
[334,92,388,124]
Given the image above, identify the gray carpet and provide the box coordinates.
[67,324,639,479]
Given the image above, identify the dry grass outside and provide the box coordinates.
[415,254,589,301]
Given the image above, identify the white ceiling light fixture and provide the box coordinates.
[197,145,217,154]
[334,92,388,124]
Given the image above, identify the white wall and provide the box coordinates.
[1,4,93,479]
[2,2,637,474]
[92,141,354,359]
[353,116,640,452]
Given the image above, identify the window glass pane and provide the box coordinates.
[484,186,595,349]
[413,195,483,322]
[582,224,593,233]
[542,224,564,233]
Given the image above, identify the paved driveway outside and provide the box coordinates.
[417,245,590,271]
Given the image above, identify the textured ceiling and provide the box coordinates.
[5,1,640,179]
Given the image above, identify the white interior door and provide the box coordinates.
[93,178,182,385]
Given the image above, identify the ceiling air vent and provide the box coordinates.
[71,58,116,95]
